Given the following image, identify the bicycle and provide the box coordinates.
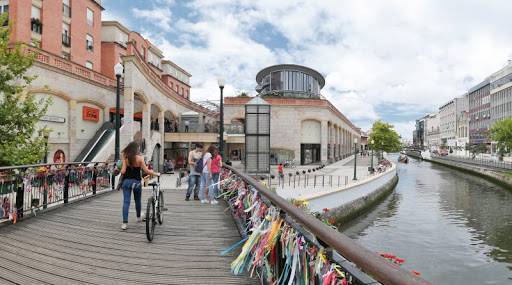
[146,176,164,242]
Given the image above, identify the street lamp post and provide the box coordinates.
[218,78,225,160]
[353,138,358,180]
[370,139,375,173]
[114,63,124,162]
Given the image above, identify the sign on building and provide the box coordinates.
[82,106,100,122]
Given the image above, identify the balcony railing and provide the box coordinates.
[31,18,42,34]
[22,45,117,87]
[225,124,244,134]
[62,34,71,48]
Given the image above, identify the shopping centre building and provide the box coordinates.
[4,0,217,170]
[224,64,360,165]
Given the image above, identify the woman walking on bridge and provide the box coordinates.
[120,142,160,230]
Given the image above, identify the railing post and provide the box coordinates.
[15,170,25,219]
[63,166,70,204]
[43,174,48,210]
[92,164,98,195]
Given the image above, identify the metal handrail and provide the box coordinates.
[0,161,109,171]
[224,165,431,285]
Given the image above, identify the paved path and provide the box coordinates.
[0,175,256,285]
[273,155,379,200]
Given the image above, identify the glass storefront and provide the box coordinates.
[301,144,321,165]
[270,148,295,165]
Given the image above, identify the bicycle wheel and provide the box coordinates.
[157,191,164,225]
[145,197,155,242]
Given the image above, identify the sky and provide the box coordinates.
[102,0,512,139]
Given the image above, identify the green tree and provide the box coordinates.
[368,120,402,158]
[490,118,512,156]
[0,14,51,166]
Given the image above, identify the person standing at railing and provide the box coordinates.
[184,120,190,132]
[120,141,160,230]
[186,143,203,201]
[209,146,222,205]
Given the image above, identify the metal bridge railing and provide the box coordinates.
[433,154,512,170]
[222,165,431,285]
[0,162,113,223]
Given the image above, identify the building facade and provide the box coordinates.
[413,116,427,149]
[3,0,216,169]
[468,79,491,146]
[224,64,360,165]
[439,95,468,150]
[439,99,456,147]
[424,113,440,149]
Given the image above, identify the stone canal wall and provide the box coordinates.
[304,164,398,222]
[406,150,512,189]
[427,157,512,189]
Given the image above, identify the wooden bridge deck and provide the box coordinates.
[0,178,257,285]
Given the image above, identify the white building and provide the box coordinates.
[439,95,468,150]
[425,113,440,150]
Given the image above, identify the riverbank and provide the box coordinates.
[303,162,398,222]
[405,150,512,189]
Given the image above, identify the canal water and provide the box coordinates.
[341,155,512,284]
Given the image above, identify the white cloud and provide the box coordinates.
[117,0,512,138]
[132,7,173,32]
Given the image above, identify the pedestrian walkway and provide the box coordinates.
[0,175,256,285]
[274,155,379,200]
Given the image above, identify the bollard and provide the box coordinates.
[293,175,296,189]
[338,176,340,187]
[330,175,332,187]
[345,176,348,186]
[322,175,325,187]
[314,175,316,188]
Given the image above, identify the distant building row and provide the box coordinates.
[413,61,512,154]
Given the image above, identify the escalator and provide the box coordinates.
[75,122,115,162]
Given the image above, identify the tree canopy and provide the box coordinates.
[490,118,512,155]
[0,14,51,166]
[368,120,402,153]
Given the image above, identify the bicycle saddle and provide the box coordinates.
[148,181,159,187]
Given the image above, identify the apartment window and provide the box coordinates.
[61,52,70,60]
[62,23,71,47]
[86,34,93,51]
[0,3,8,26]
[181,87,184,96]
[86,8,94,26]
[31,6,42,34]
[0,4,8,14]
[85,61,93,70]
[62,0,71,17]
